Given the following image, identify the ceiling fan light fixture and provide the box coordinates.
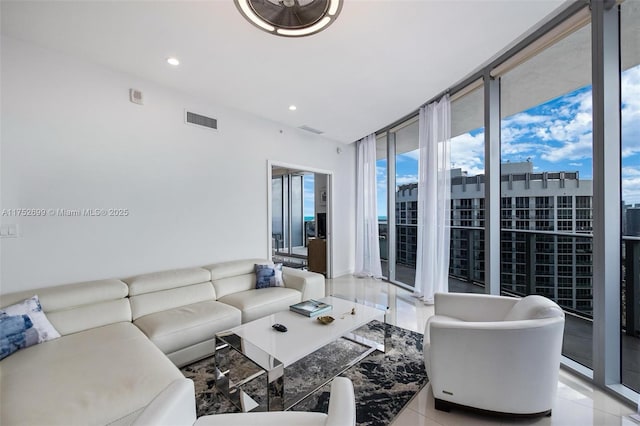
[234,0,342,37]
[236,0,276,32]
[276,16,331,37]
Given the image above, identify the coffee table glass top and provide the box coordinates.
[227,296,385,367]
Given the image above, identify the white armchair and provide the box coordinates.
[132,377,356,426]
[424,292,565,417]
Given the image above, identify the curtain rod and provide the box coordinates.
[370,0,588,139]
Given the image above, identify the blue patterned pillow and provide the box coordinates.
[255,263,284,289]
[2,295,60,343]
[0,312,39,360]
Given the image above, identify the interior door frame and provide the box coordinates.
[267,160,334,278]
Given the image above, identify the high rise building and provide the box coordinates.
[627,207,640,237]
[396,183,418,267]
[396,161,595,316]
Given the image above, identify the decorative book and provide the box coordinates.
[289,299,332,317]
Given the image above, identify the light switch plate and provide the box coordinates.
[0,224,18,238]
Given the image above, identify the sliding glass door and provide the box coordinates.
[272,172,305,257]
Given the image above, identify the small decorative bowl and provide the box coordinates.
[317,315,335,325]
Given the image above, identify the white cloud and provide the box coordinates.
[622,176,640,205]
[622,66,640,157]
[623,165,640,204]
[396,174,418,186]
[541,134,592,163]
[623,166,640,177]
[450,131,485,176]
[376,166,388,191]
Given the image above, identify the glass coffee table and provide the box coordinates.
[214,296,387,411]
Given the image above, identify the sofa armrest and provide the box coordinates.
[132,378,197,426]
[282,267,325,300]
[325,377,356,426]
[434,292,518,321]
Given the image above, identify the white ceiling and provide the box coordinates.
[0,0,567,143]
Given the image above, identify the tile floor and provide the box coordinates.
[326,275,638,426]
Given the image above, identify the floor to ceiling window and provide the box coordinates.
[449,82,486,293]
[498,19,593,368]
[621,0,640,394]
[376,134,389,278]
[371,2,637,403]
[394,119,419,288]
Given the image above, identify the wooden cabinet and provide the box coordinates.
[307,238,326,275]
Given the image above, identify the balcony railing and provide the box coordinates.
[379,223,640,393]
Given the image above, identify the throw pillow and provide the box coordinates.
[0,313,39,360]
[2,295,61,343]
[273,263,284,287]
[255,263,284,289]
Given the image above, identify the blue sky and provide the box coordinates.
[375,64,640,218]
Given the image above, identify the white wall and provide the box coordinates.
[0,36,356,293]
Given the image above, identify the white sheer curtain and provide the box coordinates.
[355,134,383,278]
[414,95,451,304]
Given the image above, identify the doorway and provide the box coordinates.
[268,162,332,277]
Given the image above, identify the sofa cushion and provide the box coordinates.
[125,268,212,296]
[0,322,183,426]
[1,280,131,336]
[503,295,565,321]
[205,258,269,281]
[0,279,128,311]
[134,300,241,354]
[129,282,216,320]
[219,287,302,323]
[211,274,255,299]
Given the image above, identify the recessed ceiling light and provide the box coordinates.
[167,57,180,66]
[289,105,297,111]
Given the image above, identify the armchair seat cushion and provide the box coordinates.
[218,287,302,323]
[134,300,241,354]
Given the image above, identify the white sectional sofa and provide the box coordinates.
[0,259,325,426]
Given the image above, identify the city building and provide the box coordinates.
[396,161,595,316]
[395,183,418,267]
[626,206,640,237]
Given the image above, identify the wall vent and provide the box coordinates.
[299,125,324,135]
[185,110,218,131]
